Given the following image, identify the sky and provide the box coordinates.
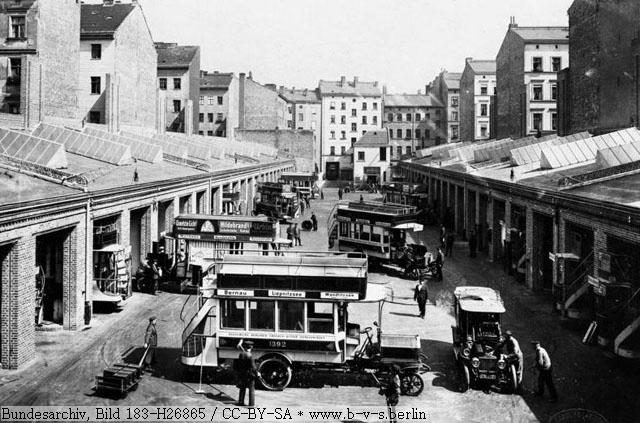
[134,0,574,94]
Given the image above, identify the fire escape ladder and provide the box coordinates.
[613,287,640,357]
[563,250,594,309]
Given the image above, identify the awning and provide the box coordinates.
[392,223,424,232]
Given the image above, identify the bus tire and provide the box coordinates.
[257,357,292,391]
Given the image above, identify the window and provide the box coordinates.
[480,124,488,137]
[173,78,181,90]
[217,96,223,105]
[288,106,293,114]
[215,129,223,136]
[533,84,543,100]
[341,116,346,124]
[380,147,387,161]
[250,301,275,331]
[8,58,21,84]
[373,102,378,110]
[389,130,393,139]
[351,109,357,117]
[451,111,458,121]
[406,146,411,155]
[362,116,367,124]
[351,137,357,146]
[199,113,204,123]
[435,109,441,116]
[208,97,214,105]
[406,129,412,139]
[10,15,25,39]
[279,302,304,332]
[451,126,459,139]
[209,130,216,136]
[298,113,304,122]
[396,113,402,122]
[198,131,204,135]
[351,123,357,132]
[91,44,102,60]
[397,146,402,157]
[287,120,293,128]
[552,57,562,72]
[341,131,346,140]
[216,113,224,123]
[159,78,167,90]
[533,57,543,72]
[362,102,367,110]
[426,129,431,138]
[341,146,346,155]
[415,113,421,121]
[330,115,336,124]
[451,97,458,107]
[552,112,558,131]
[90,76,101,94]
[357,151,365,161]
[173,100,181,112]
[330,146,335,155]
[208,113,214,123]
[480,84,488,95]
[551,83,557,101]
[406,113,412,122]
[89,111,100,124]
[415,129,421,139]
[387,113,393,122]
[330,130,336,139]
[532,112,543,130]
[199,96,204,105]
[480,104,488,116]
[307,302,334,334]
[330,101,336,110]
[221,300,245,329]
[373,116,377,125]
[396,129,402,138]
[341,102,346,110]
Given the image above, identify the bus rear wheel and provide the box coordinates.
[257,357,292,391]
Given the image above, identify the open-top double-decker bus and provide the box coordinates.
[253,182,300,221]
[279,171,318,199]
[180,251,429,393]
[327,200,424,265]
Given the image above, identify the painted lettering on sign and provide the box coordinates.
[320,292,359,300]
[268,290,305,298]
[176,219,198,227]
[219,221,251,234]
[217,289,254,297]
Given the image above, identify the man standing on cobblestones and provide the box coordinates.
[414,279,428,318]
[434,248,444,281]
[531,341,557,402]
[294,223,302,246]
[311,212,318,231]
[236,340,257,407]
[503,330,523,391]
[143,316,158,372]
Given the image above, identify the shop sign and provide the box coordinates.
[355,219,370,225]
[376,221,391,227]
[599,252,611,273]
[219,220,251,234]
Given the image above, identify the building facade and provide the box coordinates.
[198,71,239,138]
[0,0,81,129]
[238,72,287,132]
[279,88,322,172]
[79,1,157,132]
[383,93,444,160]
[459,58,496,142]
[353,129,391,185]
[156,42,200,134]
[319,76,383,180]
[496,18,569,139]
[429,71,461,144]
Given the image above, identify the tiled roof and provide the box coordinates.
[468,60,496,74]
[384,94,443,108]
[354,130,389,147]
[80,3,135,36]
[443,72,462,90]
[279,88,320,103]
[512,26,569,42]
[201,72,234,89]
[319,79,381,97]
[156,45,199,68]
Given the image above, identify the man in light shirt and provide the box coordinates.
[531,340,558,402]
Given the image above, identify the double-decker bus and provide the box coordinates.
[328,201,424,265]
[253,182,300,221]
[168,214,286,285]
[279,171,318,199]
[382,183,429,211]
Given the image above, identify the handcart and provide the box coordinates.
[94,347,147,399]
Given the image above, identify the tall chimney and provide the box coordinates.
[417,89,421,95]
[239,73,246,130]
[353,76,359,86]
[466,57,473,63]
[340,76,346,87]
[508,16,518,29]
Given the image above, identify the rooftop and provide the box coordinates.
[156,44,200,68]
[467,60,496,74]
[512,26,569,42]
[319,77,381,97]
[354,130,389,147]
[278,88,320,103]
[80,3,135,37]
[384,94,444,108]
[200,72,234,89]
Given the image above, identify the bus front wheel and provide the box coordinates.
[257,357,292,391]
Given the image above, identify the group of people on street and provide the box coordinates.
[285,211,318,247]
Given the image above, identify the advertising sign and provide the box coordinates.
[174,217,275,240]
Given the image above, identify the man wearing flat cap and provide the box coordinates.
[236,340,257,406]
[143,316,158,372]
[531,340,558,402]
[504,330,523,392]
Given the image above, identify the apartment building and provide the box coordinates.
[279,87,322,172]
[80,1,157,131]
[496,18,569,139]
[383,93,444,159]
[353,129,391,185]
[319,76,382,180]
[460,58,496,142]
[429,71,461,144]
[0,0,81,129]
[198,71,239,138]
[156,42,200,134]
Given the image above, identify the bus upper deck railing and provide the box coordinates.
[339,201,418,215]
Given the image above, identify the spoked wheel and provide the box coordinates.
[257,357,292,391]
[400,372,424,396]
[508,364,518,393]
[459,364,470,393]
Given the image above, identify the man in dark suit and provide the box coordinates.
[143,316,158,372]
[236,340,258,406]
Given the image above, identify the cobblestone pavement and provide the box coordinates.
[0,188,638,423]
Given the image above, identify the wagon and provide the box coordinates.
[94,362,143,399]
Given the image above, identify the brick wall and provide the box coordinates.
[496,30,525,139]
[240,76,286,130]
[235,129,314,172]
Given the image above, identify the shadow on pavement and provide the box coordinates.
[420,339,459,393]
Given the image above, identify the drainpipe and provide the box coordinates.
[84,199,91,326]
